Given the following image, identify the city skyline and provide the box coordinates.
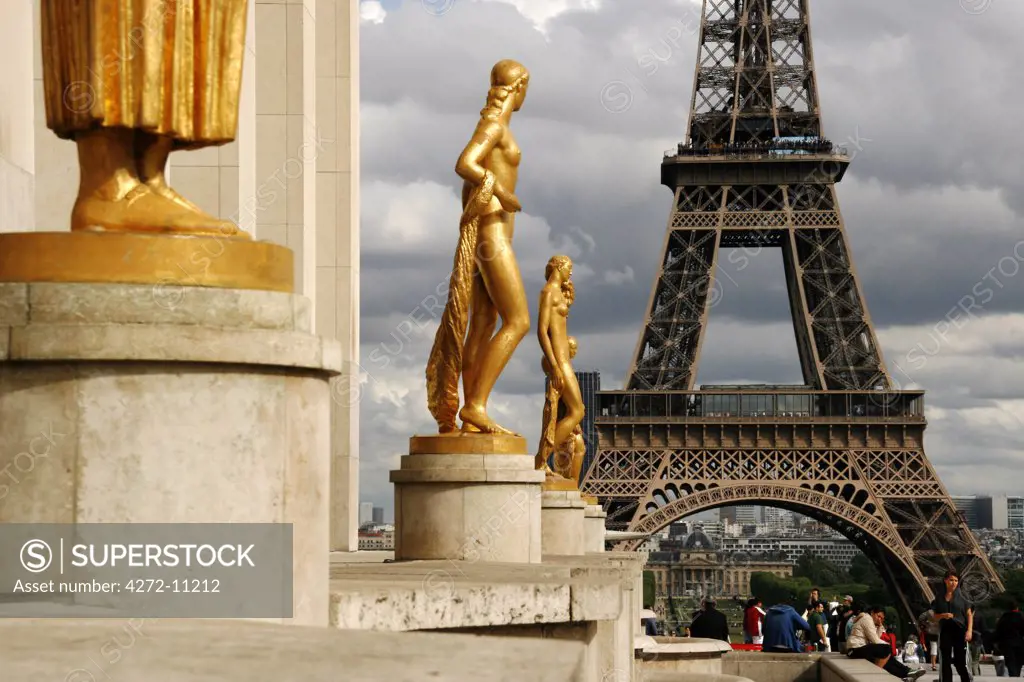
[356,0,1024,517]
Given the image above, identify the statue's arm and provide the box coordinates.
[537,289,560,387]
[455,120,520,212]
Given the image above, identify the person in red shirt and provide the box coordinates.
[744,597,766,645]
[880,626,898,658]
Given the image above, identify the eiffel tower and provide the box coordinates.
[580,0,1003,614]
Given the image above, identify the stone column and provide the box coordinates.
[315,0,361,553]
[0,1,35,233]
[582,495,607,553]
[0,273,341,625]
[0,0,77,233]
[540,487,587,556]
[392,435,543,563]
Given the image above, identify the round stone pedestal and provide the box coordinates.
[540,489,587,556]
[0,281,339,625]
[584,504,607,553]
[391,435,544,563]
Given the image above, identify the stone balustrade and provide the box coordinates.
[1,619,588,682]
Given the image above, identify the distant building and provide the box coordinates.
[358,523,395,551]
[576,370,600,484]
[647,538,793,600]
[372,506,384,524]
[720,506,759,525]
[720,536,860,569]
[953,495,1024,531]
[1009,497,1024,531]
[359,502,373,526]
[763,507,791,529]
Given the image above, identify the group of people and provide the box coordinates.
[673,136,836,159]
[685,570,1024,682]
[675,569,1024,681]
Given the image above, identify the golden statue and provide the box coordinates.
[425,60,531,435]
[546,346,587,483]
[536,255,585,483]
[41,0,248,236]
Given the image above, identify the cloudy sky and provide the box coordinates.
[355,0,1024,520]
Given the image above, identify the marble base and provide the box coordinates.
[0,282,340,626]
[391,436,544,563]
[541,490,587,556]
[584,505,607,553]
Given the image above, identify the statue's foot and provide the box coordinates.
[459,405,519,437]
[144,176,247,239]
[545,470,572,483]
[72,186,244,237]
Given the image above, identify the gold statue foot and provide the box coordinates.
[71,185,244,238]
[459,405,520,437]
[144,176,248,239]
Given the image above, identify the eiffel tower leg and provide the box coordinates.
[786,183,890,390]
[782,217,827,388]
[627,186,723,391]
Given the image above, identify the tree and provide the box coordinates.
[794,550,846,587]
[643,571,656,609]
[750,571,813,607]
[849,553,879,585]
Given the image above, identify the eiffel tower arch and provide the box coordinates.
[580,0,1003,615]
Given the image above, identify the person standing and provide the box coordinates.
[830,598,851,653]
[690,598,730,643]
[994,601,1024,677]
[808,601,828,652]
[745,598,766,646]
[838,596,855,653]
[806,588,822,617]
[968,609,987,678]
[931,570,974,682]
[921,608,941,671]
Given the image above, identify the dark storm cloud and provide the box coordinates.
[360,0,1024,342]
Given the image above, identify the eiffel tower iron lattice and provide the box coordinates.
[580,0,1002,615]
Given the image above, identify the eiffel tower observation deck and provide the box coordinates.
[580,0,1004,617]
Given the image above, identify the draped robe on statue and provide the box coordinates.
[41,0,247,148]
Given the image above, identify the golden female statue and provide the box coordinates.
[535,255,585,479]
[542,337,587,483]
[426,60,531,435]
[41,0,247,236]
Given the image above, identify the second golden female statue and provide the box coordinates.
[536,255,586,486]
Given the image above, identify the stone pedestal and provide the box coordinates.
[584,504,607,553]
[540,489,587,556]
[0,281,340,626]
[391,435,544,563]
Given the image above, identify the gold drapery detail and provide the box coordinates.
[536,364,559,467]
[425,172,496,432]
[41,0,247,147]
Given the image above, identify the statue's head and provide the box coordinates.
[545,254,572,282]
[567,336,578,359]
[487,60,530,114]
